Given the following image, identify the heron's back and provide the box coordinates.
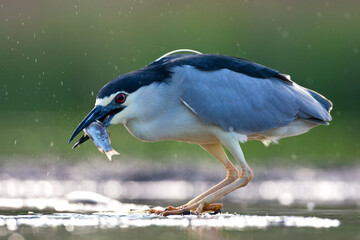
[179,66,332,138]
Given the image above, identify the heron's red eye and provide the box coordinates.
[115,93,126,104]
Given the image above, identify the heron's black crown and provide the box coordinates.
[97,54,292,99]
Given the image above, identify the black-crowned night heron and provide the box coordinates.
[69,49,332,215]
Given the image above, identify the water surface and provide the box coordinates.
[0,203,358,240]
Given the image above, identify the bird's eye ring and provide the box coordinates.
[115,93,126,104]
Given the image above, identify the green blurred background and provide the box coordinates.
[0,0,359,166]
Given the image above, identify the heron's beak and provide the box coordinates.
[68,105,125,148]
[68,106,109,144]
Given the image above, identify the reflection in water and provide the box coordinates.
[0,191,341,240]
[0,212,340,231]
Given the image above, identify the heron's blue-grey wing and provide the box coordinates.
[180,66,331,135]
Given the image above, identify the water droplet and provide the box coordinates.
[281,31,289,39]
[344,12,351,20]
[65,224,74,232]
[278,192,294,205]
[307,202,315,211]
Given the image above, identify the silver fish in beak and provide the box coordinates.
[81,121,119,161]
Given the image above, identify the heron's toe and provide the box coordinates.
[162,208,192,216]
[165,205,181,211]
[204,203,223,213]
[150,205,184,215]
[149,208,165,214]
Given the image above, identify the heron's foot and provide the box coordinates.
[149,208,164,215]
[202,203,223,214]
[155,203,222,216]
[149,205,184,215]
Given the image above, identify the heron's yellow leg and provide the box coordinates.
[161,135,253,216]
[194,135,253,213]
[162,170,252,216]
[184,143,239,206]
[150,143,238,215]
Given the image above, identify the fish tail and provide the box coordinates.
[105,149,120,161]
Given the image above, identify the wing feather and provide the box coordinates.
[180,66,330,135]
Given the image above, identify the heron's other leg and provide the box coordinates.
[184,143,239,206]
[194,135,253,212]
[151,143,239,215]
[162,135,253,215]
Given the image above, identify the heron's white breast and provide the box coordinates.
[124,101,221,144]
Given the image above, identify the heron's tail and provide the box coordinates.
[307,89,333,114]
[297,87,332,125]
[105,149,120,161]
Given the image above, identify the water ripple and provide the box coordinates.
[0,212,340,231]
